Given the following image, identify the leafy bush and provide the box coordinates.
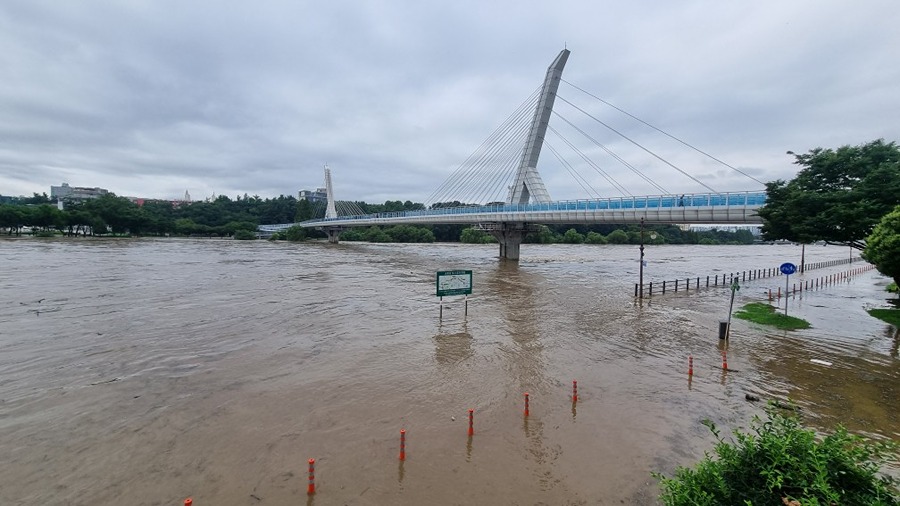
[285,225,306,242]
[585,231,607,244]
[562,228,585,244]
[656,408,899,506]
[233,229,256,240]
[606,229,629,244]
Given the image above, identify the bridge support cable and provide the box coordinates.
[549,116,670,195]
[507,49,570,205]
[544,141,603,198]
[546,124,646,197]
[556,95,718,193]
[335,200,366,217]
[561,79,766,187]
[453,110,535,206]
[424,88,540,208]
[434,111,531,207]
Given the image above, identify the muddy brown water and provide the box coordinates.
[1,238,897,505]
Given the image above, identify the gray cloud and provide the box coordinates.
[1,0,898,205]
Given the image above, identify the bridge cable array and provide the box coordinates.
[554,95,718,193]
[560,79,767,187]
[423,86,542,208]
[419,76,767,211]
[547,122,661,196]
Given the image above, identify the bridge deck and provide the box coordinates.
[259,191,766,232]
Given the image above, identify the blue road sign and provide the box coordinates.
[780,262,797,275]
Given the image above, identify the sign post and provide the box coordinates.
[779,262,797,315]
[725,277,740,340]
[436,270,473,318]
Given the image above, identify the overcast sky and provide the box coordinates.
[2,1,898,204]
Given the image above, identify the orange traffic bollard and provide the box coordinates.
[467,409,474,436]
[307,458,316,495]
[722,350,728,371]
[688,355,693,376]
[399,429,406,461]
[572,380,578,402]
[524,393,530,417]
[184,499,192,506]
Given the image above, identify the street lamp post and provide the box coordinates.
[640,218,645,299]
[639,219,658,299]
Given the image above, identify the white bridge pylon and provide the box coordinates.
[485,48,570,259]
[506,49,568,206]
[324,164,337,220]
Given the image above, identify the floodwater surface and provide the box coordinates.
[1,238,897,505]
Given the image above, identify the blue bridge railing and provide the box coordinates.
[312,191,766,223]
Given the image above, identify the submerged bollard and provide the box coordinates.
[467,408,474,436]
[722,350,728,371]
[307,458,316,495]
[524,393,530,417]
[688,355,693,376]
[572,380,578,402]
[184,499,192,506]
[399,429,406,461]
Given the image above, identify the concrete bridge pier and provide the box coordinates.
[482,222,534,261]
[324,227,342,244]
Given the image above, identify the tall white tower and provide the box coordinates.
[506,49,569,205]
[324,164,337,219]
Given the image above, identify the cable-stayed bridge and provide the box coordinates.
[260,49,766,260]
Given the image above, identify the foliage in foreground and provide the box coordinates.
[863,205,900,287]
[888,282,899,293]
[734,302,811,330]
[868,308,900,327]
[656,409,899,506]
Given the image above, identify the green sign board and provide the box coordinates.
[436,270,473,297]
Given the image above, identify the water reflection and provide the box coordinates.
[485,261,547,391]
[433,330,473,366]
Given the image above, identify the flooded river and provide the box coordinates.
[1,238,897,505]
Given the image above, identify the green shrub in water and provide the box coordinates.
[656,408,899,505]
[233,230,256,240]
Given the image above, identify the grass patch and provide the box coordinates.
[734,302,811,330]
[887,282,898,293]
[868,308,900,327]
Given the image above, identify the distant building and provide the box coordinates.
[50,183,109,202]
[298,188,328,204]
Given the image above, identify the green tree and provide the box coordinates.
[562,228,585,244]
[0,204,25,235]
[759,139,900,249]
[285,225,306,242]
[862,205,900,287]
[363,226,391,242]
[606,229,629,244]
[460,227,494,244]
[585,231,607,244]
